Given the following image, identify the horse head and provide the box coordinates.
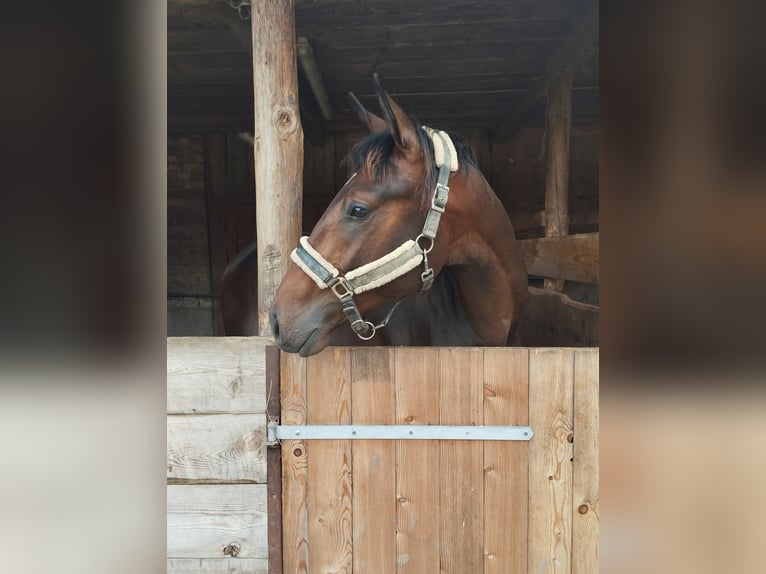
[270,75,456,356]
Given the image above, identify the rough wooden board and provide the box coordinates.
[395,348,440,573]
[167,414,266,483]
[167,337,270,414]
[483,347,529,574]
[528,349,575,574]
[438,348,485,572]
[572,349,599,574]
[519,233,599,284]
[167,484,267,559]
[167,558,268,574]
[350,348,397,572]
[306,349,353,573]
[519,286,599,347]
[279,352,309,574]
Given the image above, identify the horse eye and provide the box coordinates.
[349,204,370,220]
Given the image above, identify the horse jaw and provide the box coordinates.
[270,303,335,357]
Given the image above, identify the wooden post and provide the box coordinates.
[543,73,572,292]
[252,0,303,335]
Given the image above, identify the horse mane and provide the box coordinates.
[342,119,479,211]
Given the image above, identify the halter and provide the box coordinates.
[290,127,458,340]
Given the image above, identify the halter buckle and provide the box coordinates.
[431,183,449,213]
[330,278,353,300]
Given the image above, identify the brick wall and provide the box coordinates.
[167,135,213,335]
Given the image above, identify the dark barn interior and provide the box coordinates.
[167,0,599,343]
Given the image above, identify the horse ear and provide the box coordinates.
[372,73,421,158]
[348,92,387,134]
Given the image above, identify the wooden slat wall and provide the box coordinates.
[280,352,309,573]
[280,346,599,573]
[394,348,441,573]
[528,349,575,573]
[572,349,599,573]
[167,337,272,574]
[484,348,529,573]
[306,350,354,572]
[351,349,397,572]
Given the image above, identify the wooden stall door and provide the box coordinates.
[275,347,598,574]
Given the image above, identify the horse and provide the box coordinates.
[221,241,259,336]
[244,75,528,356]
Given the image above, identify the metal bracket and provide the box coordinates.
[267,422,533,445]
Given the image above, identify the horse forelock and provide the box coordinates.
[342,123,478,212]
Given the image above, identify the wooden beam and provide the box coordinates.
[512,211,600,235]
[213,6,325,145]
[296,36,333,120]
[297,91,326,146]
[519,233,599,284]
[252,0,303,336]
[493,7,597,140]
[543,73,573,291]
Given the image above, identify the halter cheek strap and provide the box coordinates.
[289,127,458,340]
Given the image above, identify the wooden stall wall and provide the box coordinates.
[167,337,272,574]
[277,346,600,573]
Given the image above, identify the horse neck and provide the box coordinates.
[441,167,528,344]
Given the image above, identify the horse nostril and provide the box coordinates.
[270,310,281,344]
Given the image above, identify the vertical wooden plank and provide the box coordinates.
[395,348,440,574]
[483,348,529,574]
[307,349,353,573]
[280,352,308,574]
[528,349,575,574]
[252,0,303,335]
[543,73,572,292]
[266,346,282,574]
[439,348,485,573]
[351,348,397,572]
[572,349,599,574]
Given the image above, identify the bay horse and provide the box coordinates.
[252,75,527,356]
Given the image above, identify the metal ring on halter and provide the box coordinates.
[356,322,376,340]
[415,234,434,253]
